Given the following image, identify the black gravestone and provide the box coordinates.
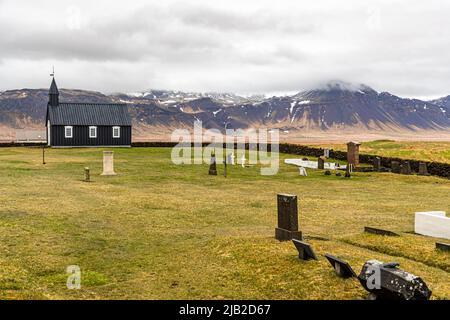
[400,161,412,175]
[275,194,302,241]
[318,157,325,170]
[364,226,399,237]
[436,242,450,252]
[208,154,217,175]
[358,260,432,300]
[418,162,429,176]
[292,239,318,260]
[324,254,357,278]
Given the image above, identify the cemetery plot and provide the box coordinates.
[0,146,448,300]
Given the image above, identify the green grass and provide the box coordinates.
[0,147,449,300]
[313,140,450,163]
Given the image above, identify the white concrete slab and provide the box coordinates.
[285,159,346,170]
[415,211,450,240]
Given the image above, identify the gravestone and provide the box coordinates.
[292,239,318,260]
[415,211,450,240]
[323,149,330,159]
[373,157,381,171]
[227,153,235,165]
[347,141,361,167]
[358,260,432,300]
[223,158,227,178]
[418,162,429,176]
[101,151,116,176]
[298,167,308,176]
[209,153,217,175]
[364,226,399,237]
[275,194,302,241]
[84,167,90,182]
[391,161,401,174]
[324,170,331,176]
[345,164,351,178]
[400,161,412,175]
[317,156,325,170]
[240,154,246,168]
[436,242,450,252]
[336,172,342,177]
[324,254,356,278]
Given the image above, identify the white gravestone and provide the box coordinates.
[415,211,450,240]
[101,151,116,176]
[240,154,246,167]
[227,153,235,165]
[323,149,330,158]
[299,167,308,176]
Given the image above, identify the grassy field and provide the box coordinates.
[311,140,450,163]
[0,146,449,300]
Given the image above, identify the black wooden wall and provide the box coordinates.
[50,125,132,147]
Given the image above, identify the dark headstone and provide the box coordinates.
[391,161,401,174]
[318,156,325,170]
[324,254,357,278]
[324,170,331,176]
[292,239,318,260]
[275,194,302,241]
[336,172,342,177]
[373,157,381,172]
[302,157,309,161]
[209,154,217,175]
[345,164,351,178]
[223,159,227,178]
[418,162,429,176]
[364,226,399,237]
[358,260,432,300]
[347,141,361,167]
[436,242,450,252]
[84,167,90,182]
[400,161,412,175]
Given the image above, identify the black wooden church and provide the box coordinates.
[45,77,132,147]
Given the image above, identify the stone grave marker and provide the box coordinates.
[415,211,450,240]
[209,153,217,175]
[357,260,432,300]
[391,161,401,174]
[84,167,90,182]
[223,158,227,178]
[324,254,356,278]
[418,162,429,176]
[317,156,325,170]
[292,239,318,260]
[227,153,235,165]
[436,242,450,252]
[347,141,361,167]
[323,148,330,159]
[364,226,399,237]
[240,154,246,168]
[101,151,116,176]
[275,194,302,241]
[324,170,331,176]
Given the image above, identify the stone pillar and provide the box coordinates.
[209,154,217,175]
[373,157,381,171]
[101,151,116,176]
[318,156,325,170]
[275,194,302,241]
[400,161,411,175]
[84,167,90,182]
[391,161,401,174]
[418,162,429,176]
[347,142,361,167]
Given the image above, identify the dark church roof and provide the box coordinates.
[49,78,59,94]
[48,103,132,126]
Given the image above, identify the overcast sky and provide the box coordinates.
[1,0,450,99]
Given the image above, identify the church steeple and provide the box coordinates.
[49,77,59,107]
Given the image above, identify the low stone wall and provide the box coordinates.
[2,141,450,179]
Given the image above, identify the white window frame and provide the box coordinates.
[112,126,121,138]
[64,126,73,138]
[89,126,97,138]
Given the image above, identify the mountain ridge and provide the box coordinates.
[1,82,450,140]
